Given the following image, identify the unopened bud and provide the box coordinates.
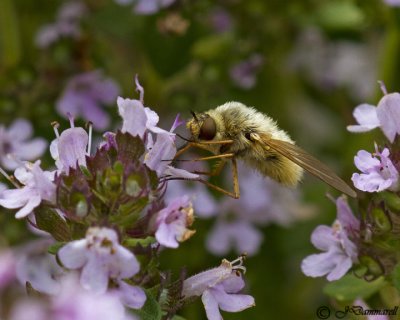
[371,207,392,233]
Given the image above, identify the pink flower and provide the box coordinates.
[0,161,56,219]
[114,0,176,15]
[35,1,86,48]
[51,119,89,174]
[57,71,119,130]
[154,196,195,248]
[348,91,400,143]
[384,0,400,7]
[229,54,264,89]
[0,250,16,289]
[182,257,255,320]
[206,220,262,257]
[351,146,399,192]
[301,196,359,281]
[0,119,47,170]
[57,227,142,297]
[16,250,64,295]
[118,78,198,180]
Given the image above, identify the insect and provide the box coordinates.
[174,101,356,199]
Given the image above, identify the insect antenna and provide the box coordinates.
[190,110,199,123]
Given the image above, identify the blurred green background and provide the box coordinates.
[1,0,399,319]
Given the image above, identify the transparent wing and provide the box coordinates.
[260,137,356,198]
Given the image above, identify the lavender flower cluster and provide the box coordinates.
[0,79,255,320]
[301,82,400,292]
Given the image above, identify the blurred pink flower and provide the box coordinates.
[114,0,176,15]
[57,71,120,130]
[0,119,47,170]
[16,251,64,295]
[0,250,16,289]
[58,227,142,296]
[229,54,264,89]
[301,196,359,281]
[384,0,400,6]
[35,1,86,48]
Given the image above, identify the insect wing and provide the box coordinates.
[262,138,356,198]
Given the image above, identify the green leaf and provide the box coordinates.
[133,290,162,320]
[35,206,71,241]
[316,1,365,32]
[116,131,145,163]
[324,274,386,301]
[392,264,400,293]
[47,242,66,255]
[123,237,156,247]
[171,316,187,320]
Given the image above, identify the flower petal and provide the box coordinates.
[144,133,176,175]
[17,139,48,161]
[8,119,33,141]
[117,281,146,309]
[212,285,255,312]
[221,274,245,293]
[58,239,88,269]
[118,97,147,138]
[352,171,392,192]
[301,251,338,278]
[164,166,200,180]
[110,246,140,279]
[336,196,359,232]
[155,222,179,248]
[201,289,223,320]
[354,150,380,173]
[15,195,41,219]
[310,225,336,251]
[377,93,400,142]
[326,256,353,281]
[80,255,109,294]
[58,127,88,172]
[347,104,380,133]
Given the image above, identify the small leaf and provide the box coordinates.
[47,242,66,255]
[133,290,162,320]
[123,237,156,247]
[171,316,187,320]
[324,274,386,301]
[116,131,145,163]
[35,206,71,241]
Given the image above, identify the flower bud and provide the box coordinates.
[371,207,392,233]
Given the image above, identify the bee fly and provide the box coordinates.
[174,101,356,199]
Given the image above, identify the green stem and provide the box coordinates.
[0,0,21,69]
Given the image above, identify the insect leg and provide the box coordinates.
[231,157,240,198]
[174,140,234,160]
[193,159,227,176]
[197,158,240,199]
[174,153,234,162]
[174,142,194,159]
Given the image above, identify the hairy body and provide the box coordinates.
[187,101,304,186]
